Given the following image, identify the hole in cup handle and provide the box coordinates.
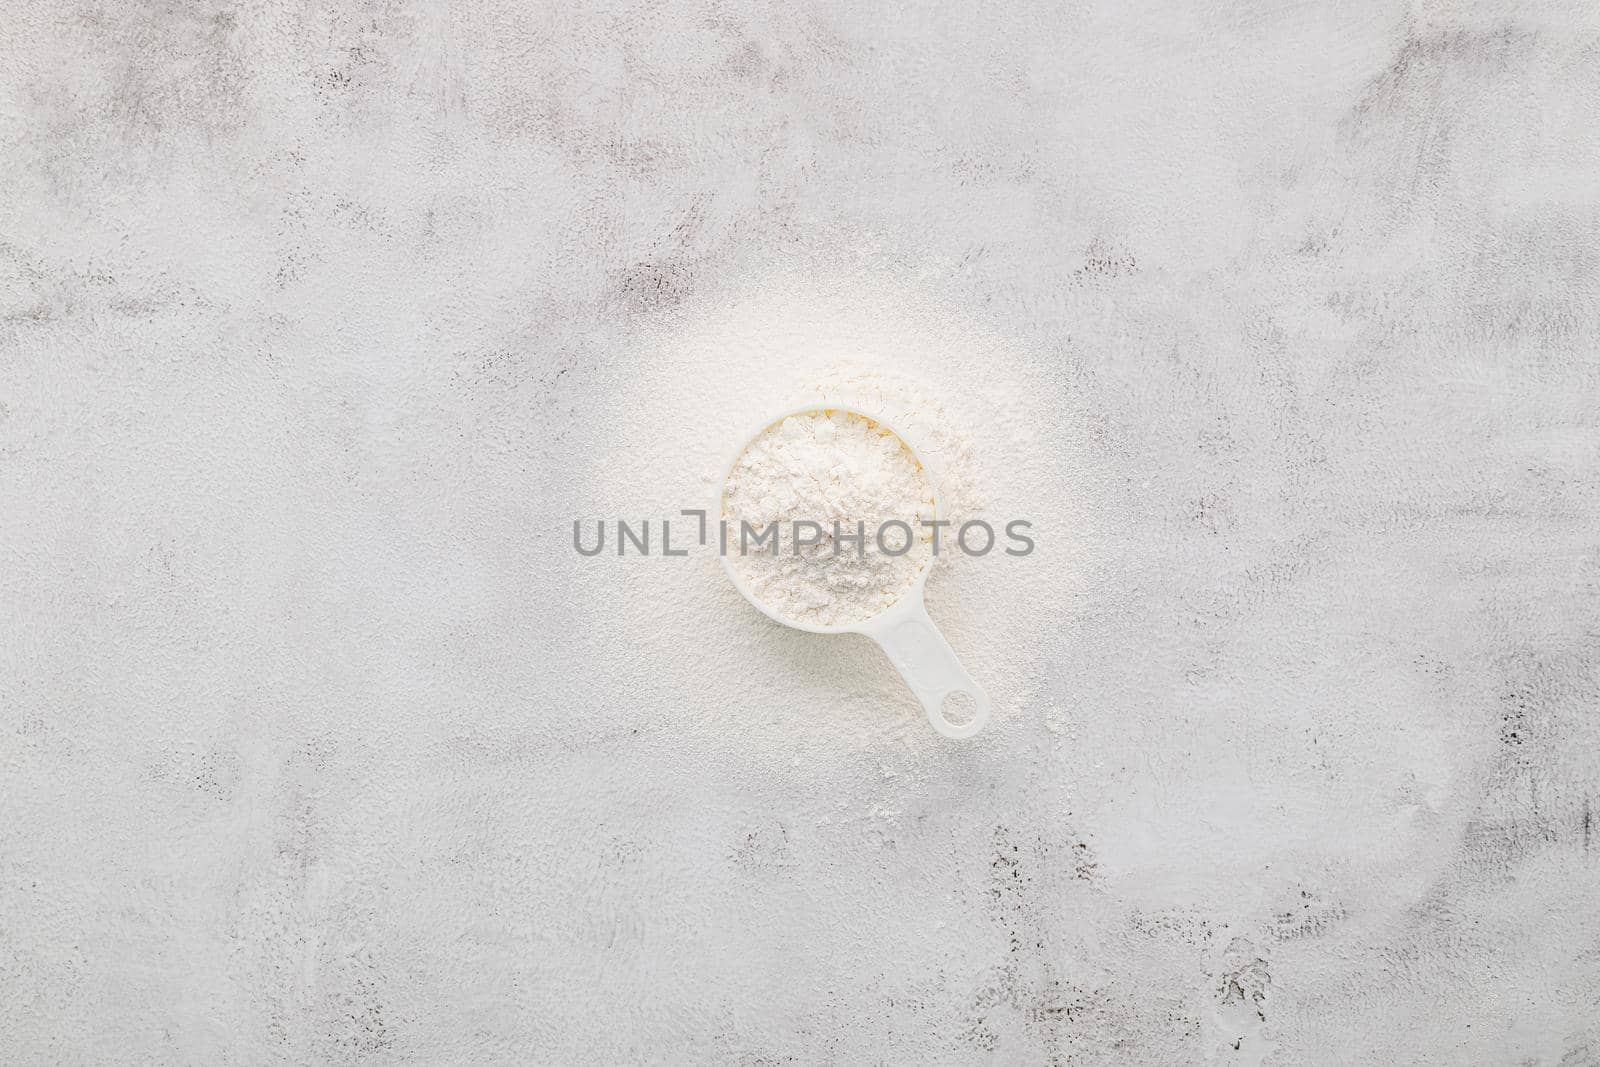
[933,687,988,739]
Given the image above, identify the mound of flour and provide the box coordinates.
[804,362,985,571]
[722,410,935,627]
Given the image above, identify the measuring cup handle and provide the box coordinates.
[861,597,990,739]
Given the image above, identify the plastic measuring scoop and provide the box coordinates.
[717,405,990,739]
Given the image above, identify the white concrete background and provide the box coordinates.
[3,1,1599,1063]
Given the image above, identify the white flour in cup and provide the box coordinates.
[722,410,935,627]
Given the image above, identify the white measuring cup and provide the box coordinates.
[717,405,990,739]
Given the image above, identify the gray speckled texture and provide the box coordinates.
[3,1,1600,1064]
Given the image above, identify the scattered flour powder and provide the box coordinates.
[722,410,936,627]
